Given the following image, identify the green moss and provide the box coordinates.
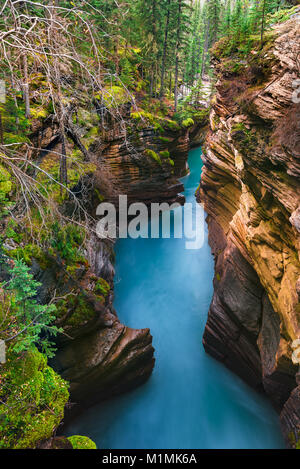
[50,222,85,263]
[165,119,180,131]
[130,109,179,133]
[174,105,209,127]
[96,86,128,109]
[36,150,96,204]
[0,162,12,203]
[231,122,258,153]
[145,149,161,165]
[267,5,299,25]
[211,29,277,61]
[8,222,89,280]
[81,126,100,148]
[181,118,194,128]
[231,122,247,133]
[159,150,170,159]
[0,98,30,146]
[68,435,97,449]
[0,166,12,192]
[56,279,106,327]
[8,244,49,269]
[76,108,99,129]
[0,348,69,449]
[95,189,105,202]
[158,136,173,143]
[193,109,210,121]
[56,276,109,327]
[94,277,110,297]
[4,227,20,243]
[58,294,99,327]
[30,106,49,120]
[221,59,246,75]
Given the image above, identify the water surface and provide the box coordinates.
[66,147,284,449]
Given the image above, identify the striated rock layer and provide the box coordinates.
[90,106,192,209]
[198,17,300,447]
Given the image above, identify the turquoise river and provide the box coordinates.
[66,147,285,449]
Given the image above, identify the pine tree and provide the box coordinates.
[159,0,172,99]
[208,0,222,46]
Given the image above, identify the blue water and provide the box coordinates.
[66,147,284,449]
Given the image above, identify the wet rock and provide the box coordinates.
[52,322,155,405]
[37,436,73,450]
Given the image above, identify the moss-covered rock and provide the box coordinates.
[68,435,97,449]
[181,117,194,128]
[145,149,161,165]
[94,277,110,297]
[0,348,69,449]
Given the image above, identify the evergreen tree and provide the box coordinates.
[208,0,222,45]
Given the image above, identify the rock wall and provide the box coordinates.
[89,106,192,209]
[198,16,300,447]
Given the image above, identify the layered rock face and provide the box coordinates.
[199,17,300,446]
[90,106,192,209]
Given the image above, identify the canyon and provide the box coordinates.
[2,0,299,451]
[49,15,300,447]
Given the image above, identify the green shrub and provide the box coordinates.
[0,257,62,357]
[50,222,85,264]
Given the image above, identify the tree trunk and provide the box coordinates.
[59,128,68,189]
[174,0,183,112]
[150,0,158,98]
[201,18,210,80]
[22,54,30,118]
[0,112,3,145]
[159,0,171,100]
[260,0,266,47]
[150,65,154,97]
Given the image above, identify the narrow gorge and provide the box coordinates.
[0,0,299,452]
[65,146,284,449]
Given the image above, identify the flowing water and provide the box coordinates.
[66,147,284,449]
